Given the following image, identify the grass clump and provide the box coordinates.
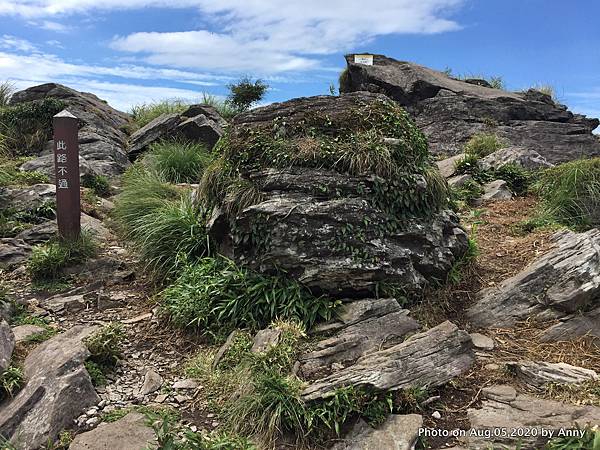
[27,232,97,280]
[81,173,111,197]
[84,323,124,386]
[545,426,599,449]
[129,98,189,129]
[446,236,479,284]
[161,257,336,336]
[112,165,210,278]
[0,156,50,188]
[534,158,600,229]
[0,80,15,107]
[0,365,24,400]
[464,132,504,158]
[146,140,212,184]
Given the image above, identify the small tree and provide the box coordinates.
[227,77,268,111]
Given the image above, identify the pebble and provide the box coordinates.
[86,417,100,427]
[432,411,441,419]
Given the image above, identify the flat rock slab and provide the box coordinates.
[480,180,512,202]
[11,324,47,344]
[0,320,15,372]
[479,147,553,171]
[330,414,423,450]
[467,229,600,340]
[0,326,100,449]
[506,360,598,388]
[299,298,419,379]
[436,154,465,178]
[0,238,33,268]
[302,321,474,401]
[463,385,600,448]
[69,412,156,450]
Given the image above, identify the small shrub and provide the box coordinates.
[27,232,97,280]
[227,77,268,111]
[161,257,336,336]
[84,323,124,367]
[494,163,531,195]
[464,133,504,158]
[81,173,111,197]
[450,179,484,208]
[200,93,238,120]
[0,365,24,399]
[534,158,600,228]
[454,153,480,175]
[146,140,212,184]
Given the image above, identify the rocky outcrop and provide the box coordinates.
[0,184,56,214]
[0,326,100,449]
[463,385,600,449]
[341,54,600,163]
[478,146,553,171]
[69,412,156,450]
[479,179,512,202]
[299,298,419,378]
[301,321,474,401]
[11,325,47,344]
[467,229,600,340]
[506,360,598,388]
[0,238,32,268]
[10,83,131,177]
[0,320,14,372]
[128,104,225,159]
[330,414,423,450]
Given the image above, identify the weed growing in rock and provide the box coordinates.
[27,231,97,280]
[0,80,15,107]
[161,257,336,336]
[129,98,189,129]
[446,236,479,285]
[0,365,24,400]
[84,323,124,366]
[534,158,600,229]
[464,133,504,158]
[146,140,212,184]
[81,173,111,197]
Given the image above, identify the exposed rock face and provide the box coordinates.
[10,83,131,177]
[0,320,15,372]
[20,153,98,182]
[128,104,225,159]
[11,325,47,344]
[0,183,56,213]
[299,298,419,379]
[467,229,600,340]
[0,326,100,449]
[341,54,600,163]
[506,360,598,388]
[463,385,600,449]
[301,321,475,401]
[330,414,423,450]
[478,146,554,171]
[69,412,156,450]
[205,92,468,298]
[0,238,32,268]
[479,179,512,202]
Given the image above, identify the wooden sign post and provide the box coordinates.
[53,110,81,240]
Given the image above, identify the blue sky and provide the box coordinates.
[0,0,598,126]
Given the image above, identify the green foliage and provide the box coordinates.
[450,179,484,208]
[454,153,481,176]
[0,98,65,156]
[129,99,189,129]
[146,141,212,184]
[199,93,239,120]
[247,320,305,374]
[0,156,50,188]
[545,427,600,450]
[81,173,111,197]
[27,232,97,280]
[0,81,15,107]
[446,236,479,284]
[112,165,209,278]
[84,360,107,386]
[443,69,506,90]
[161,257,336,336]
[214,332,253,371]
[84,323,124,367]
[494,163,531,196]
[227,77,268,111]
[530,83,556,100]
[534,158,600,229]
[464,133,504,158]
[0,365,24,400]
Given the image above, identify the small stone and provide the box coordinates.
[154,394,168,403]
[211,421,219,428]
[174,395,188,403]
[470,333,495,350]
[485,363,501,371]
[85,417,100,427]
[172,379,199,390]
[432,411,441,419]
[140,369,163,396]
[85,407,99,416]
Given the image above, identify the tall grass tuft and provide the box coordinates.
[129,99,189,129]
[146,140,212,184]
[0,80,15,107]
[464,133,504,158]
[534,158,600,228]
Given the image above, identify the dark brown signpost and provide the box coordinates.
[53,110,81,240]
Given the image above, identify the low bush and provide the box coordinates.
[446,236,479,284]
[161,257,336,336]
[0,156,50,187]
[464,133,504,158]
[146,140,212,184]
[534,158,600,229]
[227,77,268,111]
[494,163,531,195]
[27,232,97,280]
[450,179,484,208]
[81,173,111,197]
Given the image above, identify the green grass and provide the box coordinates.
[27,232,97,280]
[81,173,111,197]
[0,365,23,400]
[145,140,212,184]
[161,257,337,337]
[534,158,600,229]
[84,323,124,366]
[446,236,479,284]
[0,80,15,107]
[129,98,189,129]
[545,426,599,449]
[0,156,50,188]
[464,133,504,158]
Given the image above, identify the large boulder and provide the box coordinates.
[478,146,554,171]
[0,326,100,449]
[467,229,600,340]
[69,412,156,450]
[10,83,131,177]
[341,54,600,163]
[0,238,32,268]
[203,92,468,298]
[0,320,15,372]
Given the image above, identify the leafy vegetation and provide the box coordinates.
[0,365,24,400]
[545,426,600,450]
[0,156,49,188]
[442,68,506,90]
[0,98,65,156]
[0,80,15,107]
[534,158,600,229]
[84,323,124,386]
[129,98,189,129]
[81,173,111,197]
[227,77,268,111]
[146,140,212,184]
[464,133,504,158]
[161,257,336,336]
[112,165,210,278]
[446,235,479,284]
[27,232,97,280]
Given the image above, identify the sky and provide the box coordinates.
[0,0,598,126]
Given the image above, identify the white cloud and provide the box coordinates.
[0,0,464,73]
[0,34,38,52]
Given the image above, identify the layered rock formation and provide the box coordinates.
[341,54,600,163]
